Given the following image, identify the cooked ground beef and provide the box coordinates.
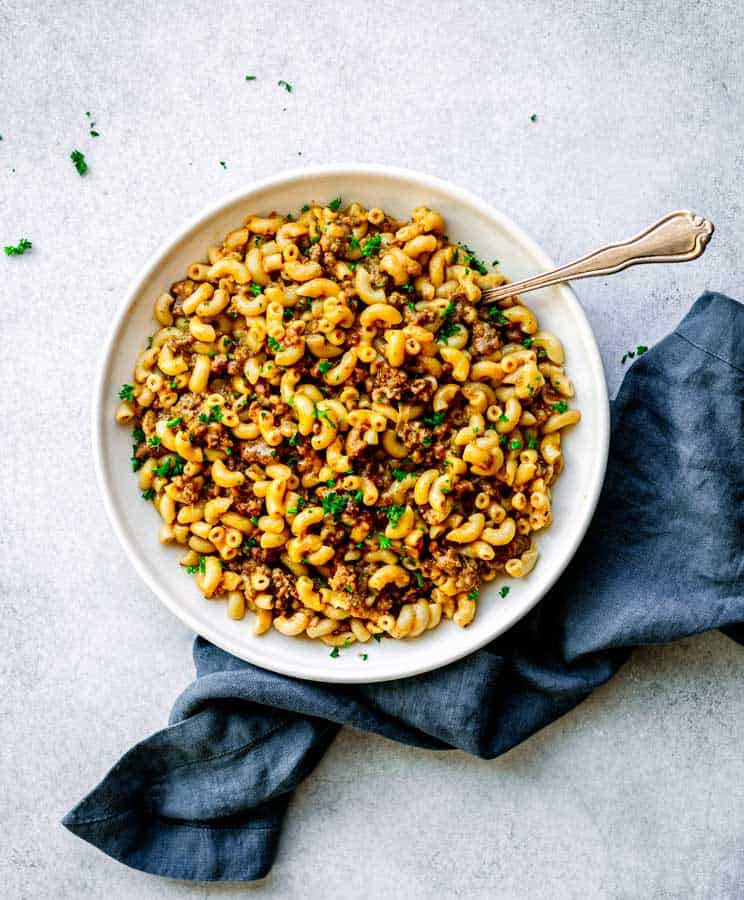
[372,363,408,401]
[470,319,502,356]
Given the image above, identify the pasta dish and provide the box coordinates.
[115,201,580,647]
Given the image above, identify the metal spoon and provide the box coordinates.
[480,211,714,304]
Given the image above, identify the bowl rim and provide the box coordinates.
[92,163,610,683]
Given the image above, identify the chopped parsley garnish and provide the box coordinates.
[441,300,456,319]
[329,647,340,658]
[407,300,416,312]
[400,282,413,292]
[377,533,393,550]
[322,491,349,519]
[359,653,368,661]
[301,203,310,212]
[70,149,87,175]
[318,409,337,428]
[508,439,522,450]
[309,235,321,244]
[422,410,445,428]
[527,436,538,450]
[498,413,509,423]
[361,233,382,257]
[458,243,488,275]
[132,427,145,442]
[169,379,178,389]
[468,589,479,600]
[288,432,301,446]
[499,585,510,598]
[522,337,534,348]
[131,453,142,472]
[439,319,460,343]
[318,360,333,374]
[187,556,207,575]
[210,404,223,421]
[278,79,292,92]
[166,416,181,429]
[243,538,258,550]
[422,436,432,447]
[353,489,363,503]
[552,401,568,414]
[348,235,360,250]
[384,505,406,528]
[489,308,507,324]
[414,571,424,587]
[373,632,383,643]
[146,335,153,349]
[141,488,155,501]
[249,516,259,526]
[328,196,342,211]
[147,435,161,448]
[250,282,262,296]
[326,479,336,487]
[245,75,257,81]
[621,345,649,364]
[492,259,500,266]
[391,468,414,481]
[85,111,100,137]
[118,383,135,402]
[267,335,282,352]
[4,238,32,256]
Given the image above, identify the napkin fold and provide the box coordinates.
[64,292,744,882]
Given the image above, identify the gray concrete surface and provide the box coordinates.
[1,0,743,897]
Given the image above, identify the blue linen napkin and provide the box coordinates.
[64,292,744,882]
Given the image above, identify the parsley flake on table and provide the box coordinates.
[621,344,649,364]
[85,111,100,137]
[4,238,32,256]
[70,149,88,175]
[329,647,340,658]
[499,585,510,598]
[530,113,538,122]
[219,160,227,169]
[359,653,368,661]
[245,75,257,81]
[118,383,134,402]
[278,79,292,92]
[373,632,383,643]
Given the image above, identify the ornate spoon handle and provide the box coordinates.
[481,211,714,304]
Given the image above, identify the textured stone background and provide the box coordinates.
[1,0,742,897]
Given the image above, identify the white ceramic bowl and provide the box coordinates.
[93,164,609,684]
